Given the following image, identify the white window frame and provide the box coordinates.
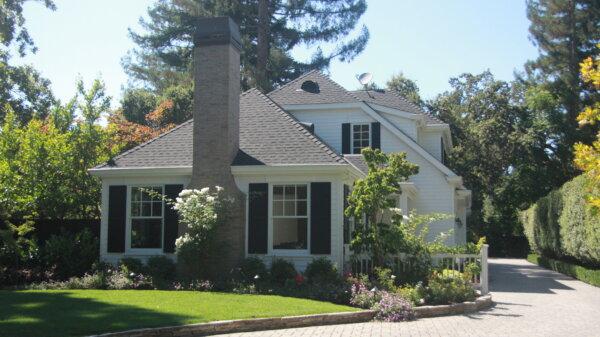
[270,183,311,256]
[351,123,371,154]
[126,185,165,254]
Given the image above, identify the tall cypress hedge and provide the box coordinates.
[521,175,600,267]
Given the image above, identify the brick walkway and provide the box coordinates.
[214,259,600,337]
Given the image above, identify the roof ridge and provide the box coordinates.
[252,88,346,164]
[97,119,194,169]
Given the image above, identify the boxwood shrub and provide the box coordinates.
[521,175,600,267]
[527,254,600,287]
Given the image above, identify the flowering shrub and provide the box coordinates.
[172,187,228,276]
[171,279,213,291]
[373,291,415,322]
[349,281,381,309]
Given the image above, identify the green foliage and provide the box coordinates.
[269,258,296,285]
[304,258,339,285]
[120,88,158,124]
[424,269,476,305]
[0,221,37,273]
[0,0,56,56]
[124,0,368,92]
[522,175,600,266]
[42,229,99,280]
[238,257,268,284]
[119,258,145,276]
[145,256,176,287]
[526,0,600,153]
[0,80,117,219]
[373,267,396,291]
[386,72,423,108]
[429,71,561,256]
[346,148,419,265]
[527,254,600,287]
[396,284,426,306]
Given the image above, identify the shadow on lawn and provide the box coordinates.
[0,291,195,337]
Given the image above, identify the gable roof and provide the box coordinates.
[269,71,442,125]
[351,90,443,125]
[93,89,346,170]
[268,70,358,105]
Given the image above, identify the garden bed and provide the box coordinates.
[0,289,358,337]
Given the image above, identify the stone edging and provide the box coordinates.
[414,293,493,318]
[90,294,493,337]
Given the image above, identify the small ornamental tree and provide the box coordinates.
[345,148,419,266]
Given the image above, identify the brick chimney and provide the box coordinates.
[188,17,245,273]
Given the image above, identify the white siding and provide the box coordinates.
[290,108,375,153]
[380,127,459,245]
[418,130,444,162]
[235,172,345,272]
[99,175,191,265]
[381,112,418,141]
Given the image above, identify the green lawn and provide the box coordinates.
[0,290,358,337]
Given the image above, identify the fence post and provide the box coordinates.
[480,244,489,295]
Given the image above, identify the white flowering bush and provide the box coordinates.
[172,186,228,272]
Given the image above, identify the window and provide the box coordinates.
[352,124,370,154]
[130,186,163,249]
[272,184,308,250]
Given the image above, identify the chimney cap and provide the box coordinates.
[194,16,241,49]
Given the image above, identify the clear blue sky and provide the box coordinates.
[15,0,539,106]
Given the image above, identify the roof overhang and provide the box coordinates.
[400,182,418,199]
[88,166,192,178]
[231,164,362,178]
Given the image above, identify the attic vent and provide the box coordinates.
[300,80,320,93]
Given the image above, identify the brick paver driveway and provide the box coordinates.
[215,259,600,337]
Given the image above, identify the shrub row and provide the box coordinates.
[527,254,600,287]
[521,175,600,267]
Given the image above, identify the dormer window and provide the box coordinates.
[352,124,370,154]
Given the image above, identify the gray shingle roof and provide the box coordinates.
[351,90,443,124]
[268,70,443,125]
[95,89,345,169]
[343,154,368,175]
[268,70,358,105]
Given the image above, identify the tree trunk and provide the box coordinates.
[256,0,270,91]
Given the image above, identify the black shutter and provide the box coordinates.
[163,184,183,253]
[248,183,268,254]
[342,123,351,154]
[311,182,331,254]
[107,185,127,253]
[343,184,350,244]
[371,122,381,149]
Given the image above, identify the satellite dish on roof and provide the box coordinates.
[357,73,373,86]
[357,72,374,98]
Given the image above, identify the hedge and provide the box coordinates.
[521,175,600,267]
[527,254,600,287]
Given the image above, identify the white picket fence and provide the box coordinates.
[347,244,489,295]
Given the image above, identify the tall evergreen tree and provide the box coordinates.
[525,0,600,176]
[123,0,369,93]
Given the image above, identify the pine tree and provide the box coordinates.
[526,0,600,169]
[123,0,369,93]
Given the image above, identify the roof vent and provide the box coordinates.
[300,80,320,93]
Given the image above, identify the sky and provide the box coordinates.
[15,0,540,106]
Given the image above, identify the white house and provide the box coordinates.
[89,17,470,273]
